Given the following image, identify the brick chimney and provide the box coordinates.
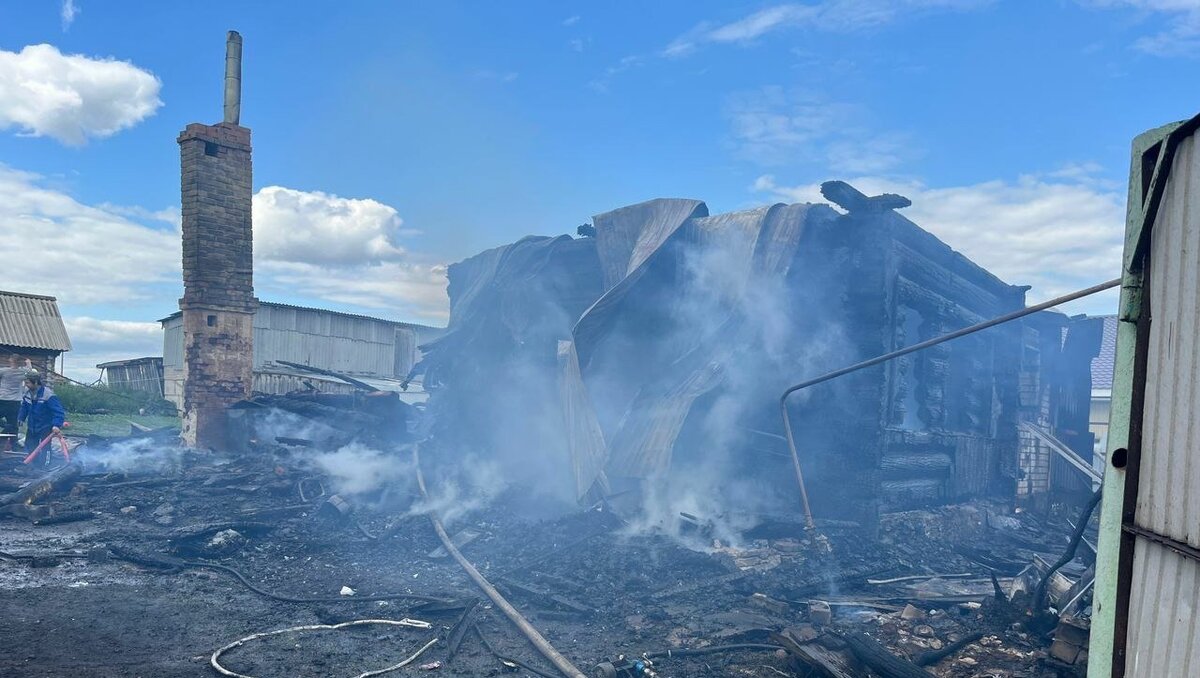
[177,30,256,449]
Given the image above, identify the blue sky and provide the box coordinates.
[0,0,1197,378]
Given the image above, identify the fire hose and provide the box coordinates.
[22,430,71,465]
[210,619,438,678]
[413,444,588,678]
[779,277,1122,528]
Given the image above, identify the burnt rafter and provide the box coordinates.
[821,180,913,214]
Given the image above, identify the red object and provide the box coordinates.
[22,431,71,465]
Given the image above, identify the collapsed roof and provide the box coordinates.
[416,182,1038,522]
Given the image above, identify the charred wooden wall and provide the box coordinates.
[787,206,1028,528]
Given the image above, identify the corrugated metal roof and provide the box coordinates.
[1123,132,1200,676]
[1091,315,1117,390]
[0,290,71,352]
[158,301,444,332]
[96,356,162,368]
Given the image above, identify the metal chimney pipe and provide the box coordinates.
[223,31,242,125]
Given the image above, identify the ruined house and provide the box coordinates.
[1015,312,1105,504]
[415,182,1100,527]
[1087,314,1117,458]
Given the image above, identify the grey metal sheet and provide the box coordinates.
[164,305,408,378]
[558,340,609,498]
[1125,544,1200,676]
[0,291,71,351]
[1138,134,1200,549]
[591,198,708,291]
[584,202,827,478]
[1125,132,1200,675]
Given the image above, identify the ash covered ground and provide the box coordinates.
[0,433,1094,678]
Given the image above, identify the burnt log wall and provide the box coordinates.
[878,214,1025,511]
[793,209,1027,525]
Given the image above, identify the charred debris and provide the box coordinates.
[1,181,1106,677]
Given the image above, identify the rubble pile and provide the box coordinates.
[0,425,1097,677]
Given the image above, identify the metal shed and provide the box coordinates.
[1090,113,1200,676]
[97,357,165,396]
[160,301,441,408]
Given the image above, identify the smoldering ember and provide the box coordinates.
[4,25,1198,678]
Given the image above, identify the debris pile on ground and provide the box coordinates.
[0,427,1098,677]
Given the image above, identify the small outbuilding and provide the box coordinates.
[160,301,442,409]
[97,357,165,397]
[0,290,72,372]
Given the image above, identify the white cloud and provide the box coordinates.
[65,317,162,347]
[0,167,449,379]
[1080,1,1200,55]
[726,86,911,172]
[753,171,1125,313]
[61,0,79,31]
[96,203,180,227]
[665,1,990,57]
[257,260,449,322]
[0,166,176,381]
[252,186,448,320]
[0,44,161,145]
[563,15,581,26]
[589,55,644,93]
[0,165,179,304]
[253,186,411,266]
[59,318,163,382]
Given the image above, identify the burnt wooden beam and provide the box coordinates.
[0,463,81,507]
[843,633,934,678]
[771,629,859,678]
[821,180,912,214]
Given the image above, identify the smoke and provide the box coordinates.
[253,407,344,449]
[620,472,769,551]
[422,237,599,514]
[405,454,507,526]
[310,442,412,497]
[418,204,852,529]
[75,437,184,474]
[600,207,849,543]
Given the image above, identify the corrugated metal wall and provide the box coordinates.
[252,305,398,376]
[161,307,425,409]
[1123,134,1200,677]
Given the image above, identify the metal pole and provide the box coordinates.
[223,31,242,125]
[780,277,1122,528]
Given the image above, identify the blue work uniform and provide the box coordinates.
[18,385,66,458]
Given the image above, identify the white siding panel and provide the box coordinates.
[1126,133,1200,675]
[162,317,184,368]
